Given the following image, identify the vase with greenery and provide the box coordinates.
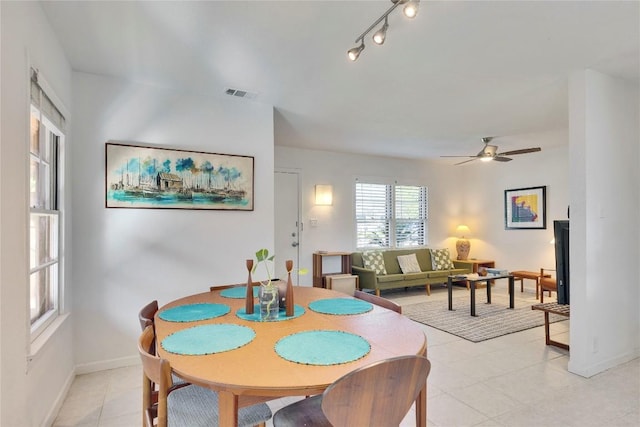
[253,249,279,321]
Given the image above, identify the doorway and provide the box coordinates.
[274,170,301,284]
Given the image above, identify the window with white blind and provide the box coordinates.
[30,70,65,337]
[355,181,428,249]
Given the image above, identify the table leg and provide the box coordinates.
[218,390,239,427]
[470,281,476,316]
[415,383,427,427]
[508,276,515,309]
[486,279,492,304]
[448,277,453,311]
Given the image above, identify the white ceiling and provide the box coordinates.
[41,0,639,161]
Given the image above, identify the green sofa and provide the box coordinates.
[351,248,471,296]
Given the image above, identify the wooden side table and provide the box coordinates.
[312,251,352,288]
[454,259,495,274]
[510,270,552,299]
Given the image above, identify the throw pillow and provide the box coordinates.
[362,251,387,275]
[430,248,455,270]
[397,253,422,274]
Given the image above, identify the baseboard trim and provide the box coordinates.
[75,355,140,375]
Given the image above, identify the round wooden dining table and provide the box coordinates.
[155,286,427,427]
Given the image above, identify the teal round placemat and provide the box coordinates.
[236,304,305,322]
[161,324,255,355]
[219,286,259,299]
[158,303,230,322]
[308,298,373,315]
[275,330,371,365]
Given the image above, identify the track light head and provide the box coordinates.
[403,0,420,18]
[372,17,389,45]
[347,41,365,61]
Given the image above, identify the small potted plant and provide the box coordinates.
[252,249,307,320]
[253,249,280,320]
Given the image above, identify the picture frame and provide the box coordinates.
[504,186,546,229]
[105,142,254,210]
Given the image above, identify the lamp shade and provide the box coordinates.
[456,224,470,237]
[315,185,333,205]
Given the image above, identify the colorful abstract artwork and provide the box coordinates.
[504,186,546,229]
[105,142,254,210]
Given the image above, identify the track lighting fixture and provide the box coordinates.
[346,0,420,61]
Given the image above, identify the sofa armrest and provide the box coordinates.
[351,266,377,290]
[452,261,472,273]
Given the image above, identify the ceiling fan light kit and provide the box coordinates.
[441,136,542,165]
[347,0,420,62]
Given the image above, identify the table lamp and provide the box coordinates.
[455,225,471,260]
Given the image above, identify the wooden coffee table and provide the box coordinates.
[448,273,515,317]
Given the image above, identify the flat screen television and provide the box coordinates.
[554,220,570,305]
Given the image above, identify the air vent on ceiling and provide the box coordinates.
[225,88,257,99]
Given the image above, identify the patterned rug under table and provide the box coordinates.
[403,294,567,343]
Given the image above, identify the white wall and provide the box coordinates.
[275,134,569,285]
[461,135,570,271]
[71,72,275,370]
[0,2,74,426]
[275,147,462,285]
[568,70,640,377]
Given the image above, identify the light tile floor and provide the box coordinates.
[54,284,640,427]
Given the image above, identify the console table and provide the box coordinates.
[312,251,352,288]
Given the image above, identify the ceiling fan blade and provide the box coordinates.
[454,158,479,166]
[493,156,512,162]
[440,155,477,158]
[498,147,541,156]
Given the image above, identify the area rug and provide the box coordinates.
[403,294,567,343]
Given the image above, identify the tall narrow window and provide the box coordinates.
[395,185,428,247]
[355,180,428,249]
[30,70,65,336]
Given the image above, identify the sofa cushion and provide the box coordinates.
[426,270,453,279]
[362,251,387,275]
[377,273,405,283]
[430,248,455,270]
[403,272,428,280]
[397,253,421,273]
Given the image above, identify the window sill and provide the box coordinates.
[28,312,71,364]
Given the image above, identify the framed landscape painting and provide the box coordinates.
[105,142,254,210]
[504,186,546,229]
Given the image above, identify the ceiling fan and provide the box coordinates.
[442,137,541,165]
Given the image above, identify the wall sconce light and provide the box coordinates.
[315,185,333,206]
[455,224,471,260]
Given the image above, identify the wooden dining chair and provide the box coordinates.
[139,300,190,390]
[139,300,159,352]
[138,326,272,427]
[354,289,402,314]
[272,355,431,427]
